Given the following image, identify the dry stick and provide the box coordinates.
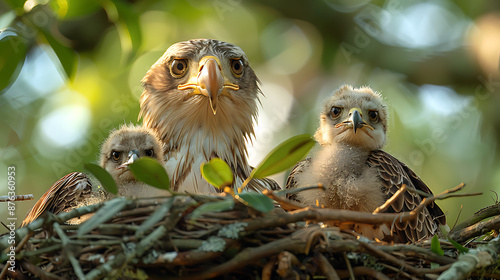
[169,227,327,280]
[379,244,456,265]
[352,266,392,280]
[449,215,500,243]
[262,189,307,211]
[438,235,500,280]
[377,263,420,280]
[18,260,63,280]
[245,183,469,235]
[317,253,341,280]
[449,202,500,237]
[360,241,453,277]
[373,185,407,214]
[53,222,86,280]
[0,194,34,202]
[85,205,186,279]
[261,258,275,280]
[342,252,355,280]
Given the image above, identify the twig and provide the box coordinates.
[0,194,34,202]
[317,253,341,280]
[450,202,500,237]
[169,227,327,280]
[373,185,407,214]
[438,236,500,280]
[262,189,307,211]
[53,223,86,280]
[378,244,455,265]
[342,251,355,280]
[352,266,392,280]
[449,214,500,243]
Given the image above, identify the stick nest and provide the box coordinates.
[2,188,500,280]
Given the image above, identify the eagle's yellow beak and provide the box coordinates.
[178,56,239,115]
[347,108,374,133]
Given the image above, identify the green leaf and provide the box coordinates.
[237,192,274,213]
[105,0,142,62]
[250,134,315,179]
[58,0,101,19]
[129,157,171,191]
[190,198,235,221]
[431,235,444,256]
[26,5,77,80]
[448,238,469,253]
[84,163,118,195]
[200,158,234,189]
[42,30,77,80]
[77,197,129,236]
[0,29,27,93]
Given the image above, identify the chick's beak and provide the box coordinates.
[347,108,374,133]
[178,56,239,115]
[117,150,140,169]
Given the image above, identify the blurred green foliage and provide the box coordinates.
[1,0,500,229]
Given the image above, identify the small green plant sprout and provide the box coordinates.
[200,134,315,213]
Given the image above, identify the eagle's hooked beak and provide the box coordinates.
[117,150,140,170]
[347,108,374,133]
[198,58,224,115]
[178,56,239,115]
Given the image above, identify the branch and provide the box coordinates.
[438,236,500,280]
[450,202,500,235]
[449,215,500,243]
[0,194,34,202]
[373,184,407,214]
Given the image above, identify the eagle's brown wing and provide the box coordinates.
[21,172,92,227]
[367,150,446,242]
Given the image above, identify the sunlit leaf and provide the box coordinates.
[190,198,235,221]
[106,0,142,62]
[42,30,77,80]
[58,0,101,19]
[201,158,234,189]
[84,163,118,195]
[0,29,27,93]
[236,192,274,213]
[449,238,469,254]
[129,157,171,191]
[77,197,128,236]
[25,5,77,80]
[250,134,315,179]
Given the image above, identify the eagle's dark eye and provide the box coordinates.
[171,59,188,77]
[145,149,154,157]
[368,110,379,123]
[111,151,121,161]
[330,106,342,119]
[230,59,244,77]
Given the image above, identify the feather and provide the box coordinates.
[139,39,280,193]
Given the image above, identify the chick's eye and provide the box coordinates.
[111,151,121,161]
[230,59,244,77]
[145,149,154,157]
[330,106,342,119]
[170,59,188,77]
[368,110,379,123]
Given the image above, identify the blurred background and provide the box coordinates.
[1,0,499,231]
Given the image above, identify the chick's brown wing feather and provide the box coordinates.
[367,150,446,242]
[285,158,312,201]
[21,172,92,227]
